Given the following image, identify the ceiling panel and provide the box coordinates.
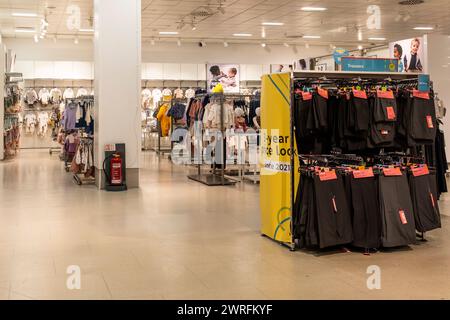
[0,0,448,47]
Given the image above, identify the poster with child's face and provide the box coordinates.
[207,64,240,94]
[389,37,424,73]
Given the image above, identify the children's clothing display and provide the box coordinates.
[24,113,37,134]
[50,88,63,104]
[63,88,75,100]
[37,112,50,137]
[76,88,89,98]
[25,89,38,106]
[38,88,51,105]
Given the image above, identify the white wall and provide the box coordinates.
[426,34,450,159]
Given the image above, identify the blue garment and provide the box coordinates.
[63,102,78,130]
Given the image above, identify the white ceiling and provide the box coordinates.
[0,0,449,47]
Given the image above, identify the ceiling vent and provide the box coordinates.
[191,6,214,17]
[398,0,425,5]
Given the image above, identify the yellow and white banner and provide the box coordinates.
[260,73,299,244]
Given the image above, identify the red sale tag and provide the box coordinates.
[318,170,337,181]
[332,196,338,213]
[430,192,435,208]
[301,91,312,101]
[318,87,329,99]
[386,106,396,120]
[383,167,402,176]
[353,89,368,99]
[426,115,434,129]
[413,90,430,100]
[399,210,408,225]
[411,164,430,177]
[353,168,375,179]
[377,90,394,99]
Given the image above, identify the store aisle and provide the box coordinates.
[0,150,450,300]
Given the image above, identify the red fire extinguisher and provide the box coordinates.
[110,154,123,185]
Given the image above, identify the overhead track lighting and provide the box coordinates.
[301,7,327,12]
[303,35,321,39]
[233,33,252,37]
[413,26,434,30]
[261,43,266,48]
[262,22,284,26]
[159,31,179,35]
[12,12,38,17]
[15,28,36,33]
[79,28,94,32]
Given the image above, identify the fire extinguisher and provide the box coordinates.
[103,153,123,186]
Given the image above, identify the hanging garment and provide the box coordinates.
[63,101,79,130]
[152,88,163,109]
[167,103,186,120]
[24,113,37,134]
[50,88,63,104]
[156,103,171,137]
[185,88,196,100]
[76,88,89,98]
[378,172,416,248]
[348,171,382,249]
[25,89,38,105]
[408,167,441,233]
[173,88,184,99]
[38,88,51,105]
[141,88,152,109]
[37,112,49,137]
[407,91,437,146]
[63,88,75,100]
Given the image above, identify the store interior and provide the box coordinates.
[1,0,450,300]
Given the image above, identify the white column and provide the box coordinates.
[0,44,5,161]
[94,0,141,188]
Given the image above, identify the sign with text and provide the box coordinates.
[342,57,398,72]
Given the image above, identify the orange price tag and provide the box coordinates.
[353,89,368,99]
[413,90,430,100]
[353,168,375,179]
[386,106,396,120]
[377,90,394,99]
[383,167,402,176]
[318,87,329,99]
[426,115,434,129]
[411,164,430,177]
[318,170,337,181]
[399,210,408,225]
[301,92,312,101]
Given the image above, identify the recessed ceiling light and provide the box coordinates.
[12,12,38,17]
[261,43,266,47]
[262,22,284,26]
[79,28,94,32]
[413,26,434,30]
[301,7,327,12]
[368,37,387,41]
[159,31,179,35]
[15,28,36,33]
[233,33,252,37]
[358,45,363,50]
[303,35,321,39]
[223,41,229,47]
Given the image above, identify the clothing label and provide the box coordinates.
[301,91,312,101]
[430,192,436,208]
[318,87,329,99]
[386,106,396,120]
[377,90,394,99]
[399,210,408,225]
[413,90,430,100]
[411,164,430,177]
[332,196,338,213]
[318,170,337,181]
[353,89,368,99]
[426,115,434,129]
[383,167,402,176]
[353,168,374,179]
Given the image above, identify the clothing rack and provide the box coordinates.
[187,93,255,186]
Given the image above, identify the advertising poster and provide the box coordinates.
[389,37,424,73]
[207,64,240,93]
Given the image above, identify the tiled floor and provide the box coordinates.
[0,150,450,300]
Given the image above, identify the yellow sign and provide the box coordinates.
[260,73,298,244]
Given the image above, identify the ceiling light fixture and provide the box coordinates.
[74,37,79,44]
[261,27,266,38]
[301,7,327,12]
[262,22,284,26]
[413,26,434,30]
[368,37,386,41]
[358,45,363,50]
[159,31,179,35]
[15,28,36,33]
[79,28,94,32]
[34,35,39,43]
[303,35,321,39]
[233,33,252,37]
[12,12,38,17]
[358,29,363,41]
[261,43,266,47]
[223,41,229,47]
[191,24,197,31]
[283,42,290,47]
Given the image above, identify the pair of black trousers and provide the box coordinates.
[408,172,441,233]
[378,174,416,247]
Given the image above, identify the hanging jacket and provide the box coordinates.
[157,103,171,137]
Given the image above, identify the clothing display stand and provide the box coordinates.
[188,92,248,186]
[260,71,423,251]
